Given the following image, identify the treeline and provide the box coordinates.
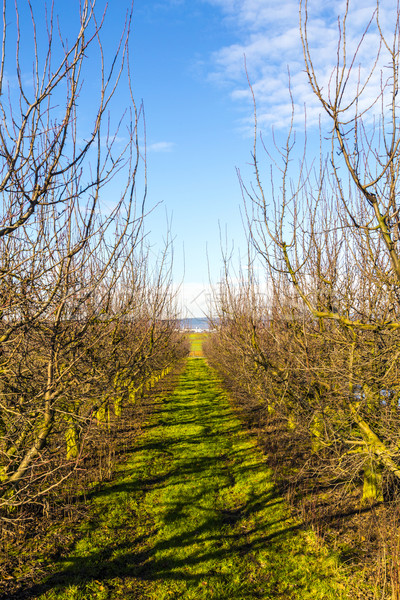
[205,0,400,524]
[0,0,187,523]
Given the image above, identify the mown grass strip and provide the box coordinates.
[29,358,366,599]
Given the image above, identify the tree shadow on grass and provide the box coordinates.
[4,488,301,600]
[1,361,318,599]
[3,435,298,600]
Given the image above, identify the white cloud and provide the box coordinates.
[205,0,400,132]
[147,141,176,153]
[205,0,300,32]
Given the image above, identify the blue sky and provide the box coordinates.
[8,0,400,317]
[130,1,254,316]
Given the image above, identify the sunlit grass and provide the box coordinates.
[36,358,370,599]
[187,332,208,357]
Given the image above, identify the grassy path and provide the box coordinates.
[27,357,360,599]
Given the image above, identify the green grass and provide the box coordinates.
[27,358,368,599]
[187,332,208,356]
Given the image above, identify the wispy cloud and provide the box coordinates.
[147,141,176,153]
[205,0,400,131]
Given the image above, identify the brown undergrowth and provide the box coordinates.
[214,372,400,599]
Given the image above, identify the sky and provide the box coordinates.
[129,0,400,317]
[7,0,400,317]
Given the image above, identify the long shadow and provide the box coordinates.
[6,489,299,600]
[4,360,308,599]
[8,467,293,599]
[84,448,268,503]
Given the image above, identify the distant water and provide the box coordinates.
[179,317,210,331]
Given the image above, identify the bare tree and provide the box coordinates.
[0,0,187,516]
[230,0,400,503]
